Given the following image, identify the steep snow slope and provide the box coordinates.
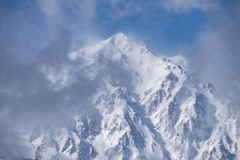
[27,33,239,160]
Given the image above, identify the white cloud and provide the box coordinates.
[37,0,62,39]
[62,0,97,20]
[105,0,142,19]
[40,64,75,91]
[183,4,240,105]
[37,0,97,40]
[38,0,60,19]
[160,0,219,12]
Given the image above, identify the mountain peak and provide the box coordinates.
[107,33,129,46]
[111,33,127,39]
[27,33,240,160]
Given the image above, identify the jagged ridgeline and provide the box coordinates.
[26,34,239,160]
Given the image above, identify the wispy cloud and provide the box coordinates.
[160,0,219,12]
[183,1,240,106]
[100,0,143,20]
[37,0,99,42]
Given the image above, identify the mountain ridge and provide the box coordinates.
[5,33,239,160]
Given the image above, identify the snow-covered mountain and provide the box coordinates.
[26,33,239,160]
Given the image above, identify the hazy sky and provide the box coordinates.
[0,0,240,158]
